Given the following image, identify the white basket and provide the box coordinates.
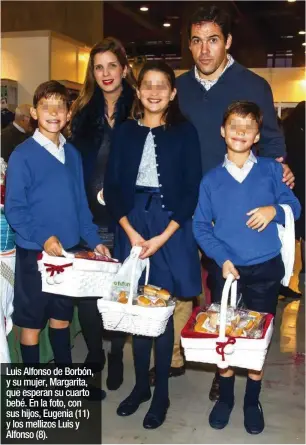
[181,274,274,371]
[97,247,175,337]
[38,250,121,298]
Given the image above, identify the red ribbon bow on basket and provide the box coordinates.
[44,263,73,277]
[216,337,236,362]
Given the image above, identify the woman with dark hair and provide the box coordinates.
[69,37,136,398]
[104,61,202,428]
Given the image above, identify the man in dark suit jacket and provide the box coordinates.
[1,97,15,130]
[1,104,32,162]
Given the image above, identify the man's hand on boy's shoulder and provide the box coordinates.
[95,244,111,257]
[246,206,276,232]
[275,157,295,189]
[44,236,63,256]
[222,260,240,280]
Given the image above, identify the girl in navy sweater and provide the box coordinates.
[104,61,202,429]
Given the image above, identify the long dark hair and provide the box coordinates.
[69,37,136,131]
[131,60,186,128]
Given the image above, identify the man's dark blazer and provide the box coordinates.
[1,123,29,162]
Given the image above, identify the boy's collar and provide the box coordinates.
[33,128,66,148]
[222,151,257,167]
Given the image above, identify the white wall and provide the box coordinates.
[51,36,78,83]
[50,35,90,84]
[1,35,50,104]
[249,67,306,103]
[1,31,90,105]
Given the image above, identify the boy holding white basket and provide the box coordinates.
[193,101,300,434]
[5,81,109,366]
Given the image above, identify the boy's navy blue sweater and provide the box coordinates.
[5,137,101,251]
[176,62,286,175]
[193,157,301,267]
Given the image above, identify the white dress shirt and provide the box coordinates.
[32,129,66,164]
[194,55,234,91]
[13,122,26,133]
[222,152,257,183]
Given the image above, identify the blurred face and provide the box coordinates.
[189,22,232,79]
[221,113,260,154]
[137,70,176,117]
[93,51,127,94]
[1,98,8,109]
[30,95,69,139]
[20,114,32,133]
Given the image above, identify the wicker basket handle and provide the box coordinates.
[128,246,150,305]
[219,273,237,341]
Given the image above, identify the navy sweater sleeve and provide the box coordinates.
[5,151,54,248]
[75,149,102,249]
[271,161,301,224]
[104,126,129,222]
[171,123,202,225]
[257,80,286,159]
[193,174,232,267]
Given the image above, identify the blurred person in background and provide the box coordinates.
[1,104,32,162]
[1,97,15,130]
[279,101,305,299]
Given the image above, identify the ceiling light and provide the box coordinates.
[163,23,171,28]
[299,31,306,35]
[287,0,296,2]
[303,43,306,46]
[140,6,149,12]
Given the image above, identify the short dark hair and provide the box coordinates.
[33,80,69,108]
[222,101,263,129]
[131,60,186,128]
[187,5,231,41]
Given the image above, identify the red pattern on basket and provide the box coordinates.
[44,263,73,277]
[216,337,236,361]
